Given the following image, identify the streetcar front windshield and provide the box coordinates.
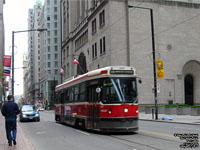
[102,77,137,103]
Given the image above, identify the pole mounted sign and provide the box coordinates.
[156,60,165,78]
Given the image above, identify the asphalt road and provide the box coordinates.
[19,111,200,150]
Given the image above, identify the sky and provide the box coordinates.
[4,0,44,96]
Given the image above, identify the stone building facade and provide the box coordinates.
[61,0,200,106]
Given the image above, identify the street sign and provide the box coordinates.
[43,97,46,102]
[152,83,160,93]
[156,60,165,78]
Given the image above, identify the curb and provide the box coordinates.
[139,119,200,126]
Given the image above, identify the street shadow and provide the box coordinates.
[56,121,138,136]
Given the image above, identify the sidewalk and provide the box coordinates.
[0,114,35,150]
[139,112,200,125]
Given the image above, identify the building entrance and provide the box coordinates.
[184,74,193,105]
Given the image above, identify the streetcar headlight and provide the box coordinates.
[108,110,112,114]
[136,110,139,113]
[124,108,128,113]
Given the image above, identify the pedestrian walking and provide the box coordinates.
[1,95,20,146]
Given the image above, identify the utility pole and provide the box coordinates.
[127,5,158,119]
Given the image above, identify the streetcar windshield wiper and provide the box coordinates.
[111,79,123,102]
[116,79,125,102]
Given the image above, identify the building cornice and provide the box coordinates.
[133,0,200,8]
[62,0,109,49]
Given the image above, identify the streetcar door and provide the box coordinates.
[88,86,100,129]
[61,92,65,121]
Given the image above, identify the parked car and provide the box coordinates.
[19,105,40,122]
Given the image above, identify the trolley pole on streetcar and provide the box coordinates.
[127,4,158,119]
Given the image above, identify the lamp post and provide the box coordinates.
[11,28,47,97]
[127,5,158,119]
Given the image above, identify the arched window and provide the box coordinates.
[77,53,87,75]
[184,74,194,105]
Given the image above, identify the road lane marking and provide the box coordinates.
[75,130,90,136]
[36,131,46,135]
[139,130,178,139]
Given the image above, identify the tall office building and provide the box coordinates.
[26,0,61,107]
[27,0,43,103]
[39,0,61,108]
[61,0,200,107]
[23,53,28,100]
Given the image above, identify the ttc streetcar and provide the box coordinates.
[55,66,141,132]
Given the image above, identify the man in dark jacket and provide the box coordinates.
[1,95,20,146]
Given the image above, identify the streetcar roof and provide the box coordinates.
[56,66,136,91]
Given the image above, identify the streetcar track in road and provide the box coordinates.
[139,130,182,144]
[109,130,182,150]
[110,135,163,150]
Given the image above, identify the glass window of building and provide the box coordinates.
[48,46,51,52]
[103,36,106,53]
[47,0,50,5]
[55,61,58,67]
[67,46,69,57]
[54,7,57,13]
[47,7,50,13]
[99,10,105,28]
[48,38,50,44]
[55,46,58,51]
[54,22,57,28]
[54,14,57,20]
[92,18,96,34]
[54,38,58,44]
[55,53,58,59]
[47,23,50,28]
[100,38,102,55]
[48,54,51,60]
[47,31,50,36]
[48,62,51,67]
[54,0,57,5]
[54,30,57,36]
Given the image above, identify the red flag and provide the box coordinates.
[60,66,64,76]
[73,59,79,65]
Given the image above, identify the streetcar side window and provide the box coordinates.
[55,91,59,104]
[74,85,79,102]
[64,89,70,103]
[80,82,86,101]
[56,91,61,104]
[61,91,65,104]
[69,87,74,102]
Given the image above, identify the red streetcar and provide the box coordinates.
[55,66,141,132]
